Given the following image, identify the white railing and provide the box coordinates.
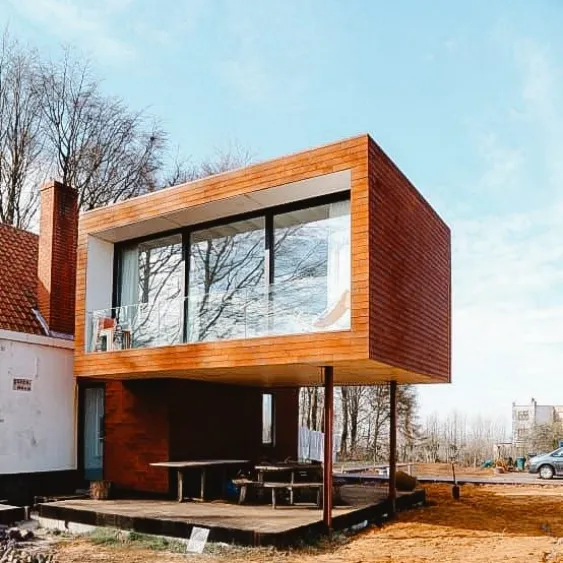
[86,277,350,352]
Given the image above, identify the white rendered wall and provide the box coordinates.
[85,236,114,350]
[0,331,75,474]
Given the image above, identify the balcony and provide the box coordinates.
[87,277,351,353]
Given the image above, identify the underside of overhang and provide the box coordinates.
[93,170,352,243]
[75,358,447,387]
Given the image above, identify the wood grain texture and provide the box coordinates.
[367,138,451,382]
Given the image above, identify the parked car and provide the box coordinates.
[528,447,563,479]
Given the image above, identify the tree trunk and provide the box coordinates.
[340,387,349,457]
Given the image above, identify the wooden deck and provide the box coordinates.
[37,489,425,546]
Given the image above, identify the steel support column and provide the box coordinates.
[323,366,334,531]
[388,380,398,514]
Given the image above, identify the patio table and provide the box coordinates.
[150,460,250,502]
[254,462,322,505]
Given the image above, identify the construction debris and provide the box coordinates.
[0,526,56,563]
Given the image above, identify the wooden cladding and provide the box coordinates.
[74,134,451,386]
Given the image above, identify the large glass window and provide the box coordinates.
[272,200,350,334]
[119,234,184,347]
[187,217,266,342]
[102,195,351,352]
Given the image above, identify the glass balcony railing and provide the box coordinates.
[86,277,350,353]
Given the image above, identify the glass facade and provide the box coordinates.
[188,217,266,342]
[272,200,351,334]
[88,195,351,352]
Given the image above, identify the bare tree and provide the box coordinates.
[300,387,324,432]
[38,49,166,211]
[529,421,563,454]
[0,34,167,225]
[0,29,43,228]
[162,144,253,187]
[419,411,508,466]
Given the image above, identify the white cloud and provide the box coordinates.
[477,132,523,192]
[215,3,311,107]
[6,0,135,62]
[421,31,563,424]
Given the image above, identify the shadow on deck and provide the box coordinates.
[37,488,425,547]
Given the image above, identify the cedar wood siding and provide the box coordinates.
[74,134,450,385]
[368,138,451,382]
[74,136,371,381]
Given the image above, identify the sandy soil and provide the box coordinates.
[414,463,493,478]
[52,483,563,563]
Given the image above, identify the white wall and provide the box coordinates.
[536,405,555,426]
[85,236,114,350]
[0,331,75,474]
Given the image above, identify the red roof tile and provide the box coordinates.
[0,223,44,335]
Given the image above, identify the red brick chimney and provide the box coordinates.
[37,180,79,335]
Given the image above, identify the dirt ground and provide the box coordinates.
[52,483,563,563]
[415,462,493,478]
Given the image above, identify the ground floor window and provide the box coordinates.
[262,393,275,446]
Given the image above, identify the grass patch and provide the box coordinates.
[88,528,186,552]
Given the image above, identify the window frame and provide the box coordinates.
[112,191,351,340]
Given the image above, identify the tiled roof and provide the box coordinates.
[0,223,44,335]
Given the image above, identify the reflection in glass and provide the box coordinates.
[91,197,352,353]
[187,217,266,342]
[273,200,351,334]
[119,234,184,347]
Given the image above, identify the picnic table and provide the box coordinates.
[150,460,250,502]
[253,462,323,507]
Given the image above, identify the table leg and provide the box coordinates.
[200,468,206,501]
[289,471,295,505]
[272,488,276,509]
[177,470,184,503]
[239,484,247,504]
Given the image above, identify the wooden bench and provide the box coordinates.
[231,478,258,504]
[262,482,323,509]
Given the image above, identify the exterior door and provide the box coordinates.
[83,387,105,481]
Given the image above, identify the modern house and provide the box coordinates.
[72,134,450,529]
[0,182,78,504]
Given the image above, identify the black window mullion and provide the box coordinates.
[265,213,274,284]
[111,245,122,316]
[265,214,274,333]
[182,229,191,344]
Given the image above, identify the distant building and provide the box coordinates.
[512,398,563,450]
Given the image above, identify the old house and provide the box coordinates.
[0,182,78,504]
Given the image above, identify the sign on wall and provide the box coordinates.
[12,378,32,392]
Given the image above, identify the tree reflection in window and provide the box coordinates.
[188,217,266,342]
[120,234,184,347]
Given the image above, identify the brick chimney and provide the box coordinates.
[37,180,79,335]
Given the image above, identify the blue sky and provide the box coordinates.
[3,0,563,428]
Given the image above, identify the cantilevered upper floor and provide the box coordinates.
[74,135,451,386]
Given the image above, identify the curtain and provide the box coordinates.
[324,200,351,329]
[119,246,139,328]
